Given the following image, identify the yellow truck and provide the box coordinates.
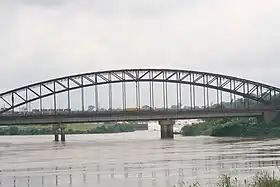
[126,108,144,111]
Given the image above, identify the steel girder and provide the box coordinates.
[0,68,279,114]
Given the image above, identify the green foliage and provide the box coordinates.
[173,181,200,187]
[251,172,280,187]
[9,126,20,135]
[181,93,280,138]
[86,124,135,134]
[174,172,280,187]
[217,175,238,187]
[181,117,280,137]
[0,123,135,136]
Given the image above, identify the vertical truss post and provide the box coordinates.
[136,71,140,110]
[269,89,272,101]
[135,78,138,110]
[230,80,233,108]
[67,79,71,112]
[40,84,42,112]
[176,72,180,111]
[81,77,85,112]
[25,88,28,112]
[149,71,152,110]
[233,80,236,108]
[135,81,140,110]
[11,93,14,114]
[216,78,219,108]
[179,74,182,111]
[243,83,246,109]
[246,82,250,109]
[149,71,154,110]
[273,89,276,105]
[108,73,112,111]
[206,76,209,109]
[190,74,193,110]
[122,72,126,110]
[192,74,196,109]
[165,72,168,110]
[92,81,95,111]
[203,75,206,110]
[95,74,99,112]
[135,71,138,110]
[53,82,56,114]
[256,85,259,106]
[220,77,222,109]
[260,86,263,105]
[163,71,166,110]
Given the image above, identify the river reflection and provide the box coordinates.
[1,131,280,187]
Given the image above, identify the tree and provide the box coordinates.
[9,126,19,135]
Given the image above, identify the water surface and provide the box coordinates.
[1,131,280,187]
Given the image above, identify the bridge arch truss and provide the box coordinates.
[0,69,280,114]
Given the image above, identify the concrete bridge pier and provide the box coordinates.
[159,120,175,139]
[52,124,59,142]
[52,124,66,142]
[60,124,66,142]
[256,111,279,124]
[263,111,279,123]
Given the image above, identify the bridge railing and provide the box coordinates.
[0,106,278,117]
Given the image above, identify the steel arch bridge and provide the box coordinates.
[0,68,280,116]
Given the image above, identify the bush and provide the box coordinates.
[181,117,280,138]
[174,172,280,187]
[0,123,135,136]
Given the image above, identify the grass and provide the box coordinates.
[173,172,280,187]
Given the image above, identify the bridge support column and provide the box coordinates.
[159,120,175,139]
[256,111,279,124]
[60,124,66,142]
[52,124,66,142]
[263,111,279,124]
[52,124,59,142]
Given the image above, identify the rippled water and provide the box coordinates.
[1,130,280,187]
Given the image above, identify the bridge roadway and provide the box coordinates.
[0,107,279,126]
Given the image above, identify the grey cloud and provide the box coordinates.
[14,0,71,6]
[17,0,199,18]
[0,0,280,93]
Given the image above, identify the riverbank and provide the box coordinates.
[175,172,280,187]
[181,117,280,137]
[0,123,135,135]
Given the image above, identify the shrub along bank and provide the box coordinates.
[175,172,280,187]
[181,117,280,137]
[0,123,135,136]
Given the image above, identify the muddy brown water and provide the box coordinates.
[1,131,280,187]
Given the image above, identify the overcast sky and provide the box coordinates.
[0,0,280,108]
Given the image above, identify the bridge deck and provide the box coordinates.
[0,108,271,126]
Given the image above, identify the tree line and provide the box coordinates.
[0,124,135,136]
[181,93,280,137]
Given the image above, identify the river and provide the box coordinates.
[1,129,280,187]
